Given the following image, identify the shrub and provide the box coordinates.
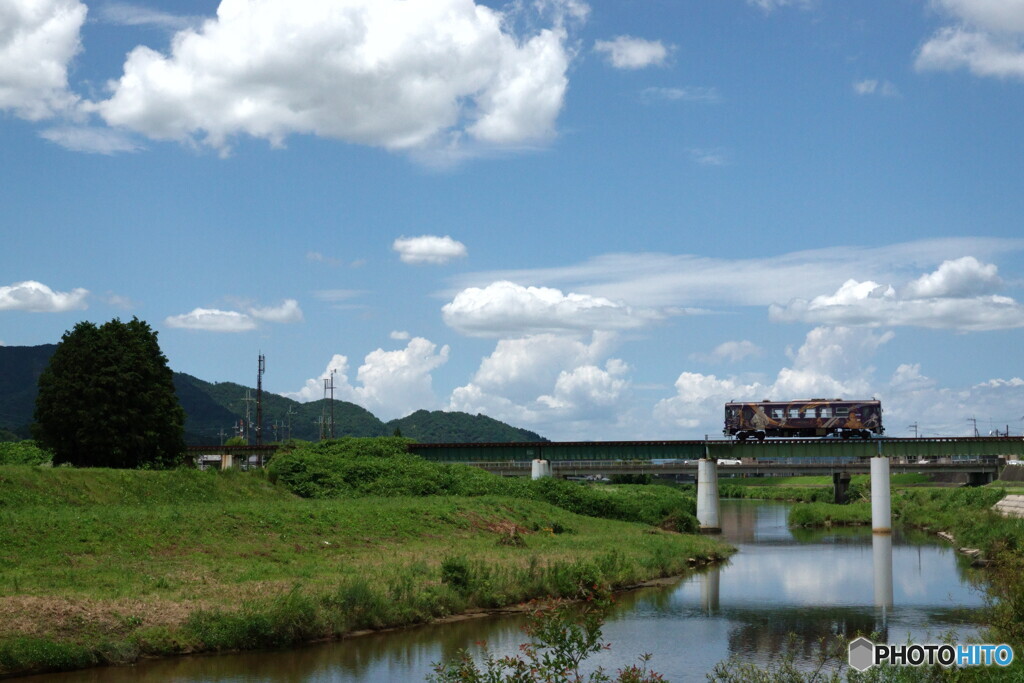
[0,441,51,466]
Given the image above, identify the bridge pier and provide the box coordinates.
[832,472,851,504]
[531,459,551,480]
[697,458,721,533]
[870,456,891,534]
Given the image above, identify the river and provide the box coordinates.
[27,499,987,682]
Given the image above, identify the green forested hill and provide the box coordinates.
[0,345,545,444]
[386,409,546,443]
[173,373,387,443]
[0,344,55,438]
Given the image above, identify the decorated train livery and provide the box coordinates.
[723,399,883,441]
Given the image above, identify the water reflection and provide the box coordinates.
[26,500,987,683]
[874,533,894,612]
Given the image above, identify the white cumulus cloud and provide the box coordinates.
[0,280,88,312]
[536,359,630,415]
[769,258,1024,331]
[248,299,303,324]
[0,0,85,120]
[594,36,670,69]
[286,338,450,420]
[902,256,1001,299]
[393,235,468,265]
[91,0,580,155]
[448,331,633,437]
[443,281,663,337]
[916,2,1024,79]
[654,326,890,433]
[931,0,1024,33]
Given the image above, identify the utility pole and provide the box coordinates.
[286,406,295,441]
[218,427,227,445]
[967,417,979,437]
[329,369,336,439]
[256,353,265,447]
[320,378,328,441]
[907,423,918,438]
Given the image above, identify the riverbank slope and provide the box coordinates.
[0,463,730,677]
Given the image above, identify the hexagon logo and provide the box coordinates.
[849,636,875,672]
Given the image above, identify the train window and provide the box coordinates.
[772,408,783,419]
[806,407,818,418]
[820,407,832,418]
[789,408,800,418]
[836,407,849,416]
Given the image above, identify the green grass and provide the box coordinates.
[0,449,731,677]
[0,464,293,507]
[788,501,871,527]
[726,473,930,488]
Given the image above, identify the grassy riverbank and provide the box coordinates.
[719,473,930,504]
[0,443,731,677]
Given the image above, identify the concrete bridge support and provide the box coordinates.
[832,472,851,504]
[531,459,551,480]
[870,457,891,534]
[697,458,721,533]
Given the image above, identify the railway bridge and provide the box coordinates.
[408,437,1024,534]
[190,436,1023,533]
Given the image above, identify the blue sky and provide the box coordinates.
[3,0,1024,440]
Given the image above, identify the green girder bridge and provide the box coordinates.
[407,436,1024,463]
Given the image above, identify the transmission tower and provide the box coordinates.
[240,389,255,443]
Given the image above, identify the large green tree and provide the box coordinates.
[33,318,186,468]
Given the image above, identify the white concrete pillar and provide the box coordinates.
[531,459,551,480]
[872,532,893,609]
[697,458,721,533]
[870,456,891,534]
[221,453,233,470]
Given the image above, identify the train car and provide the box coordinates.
[723,398,883,441]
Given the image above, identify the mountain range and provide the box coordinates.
[0,344,546,445]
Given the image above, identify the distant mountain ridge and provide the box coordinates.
[0,344,546,444]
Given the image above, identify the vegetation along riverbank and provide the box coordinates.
[0,437,732,678]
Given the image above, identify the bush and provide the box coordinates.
[0,441,51,466]
[268,439,699,531]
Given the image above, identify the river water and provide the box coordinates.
[29,499,987,682]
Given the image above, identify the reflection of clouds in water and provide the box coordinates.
[721,547,872,605]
